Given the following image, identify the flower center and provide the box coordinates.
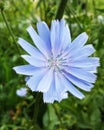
[48,58,60,69]
[50,59,59,68]
[48,56,63,71]
[47,53,68,71]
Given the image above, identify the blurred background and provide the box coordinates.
[0,0,104,130]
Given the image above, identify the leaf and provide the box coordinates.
[43,104,59,130]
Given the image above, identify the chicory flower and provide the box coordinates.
[13,19,99,103]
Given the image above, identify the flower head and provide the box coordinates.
[13,19,99,103]
[16,88,27,97]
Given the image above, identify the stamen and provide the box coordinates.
[47,54,68,71]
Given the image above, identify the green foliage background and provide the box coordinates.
[0,0,104,130]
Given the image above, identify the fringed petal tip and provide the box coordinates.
[26,25,33,32]
[13,67,17,72]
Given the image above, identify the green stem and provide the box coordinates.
[33,93,42,124]
[92,0,97,18]
[55,0,68,20]
[0,10,20,54]
[52,104,63,128]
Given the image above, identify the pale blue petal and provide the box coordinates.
[50,20,71,56]
[69,57,100,68]
[37,21,51,50]
[84,66,97,73]
[25,77,30,82]
[55,72,66,95]
[60,74,85,99]
[37,68,53,92]
[26,68,47,91]
[68,32,88,52]
[66,66,97,73]
[43,76,56,103]
[60,32,88,59]
[50,20,60,56]
[27,26,49,58]
[48,72,67,102]
[43,73,68,103]
[60,92,68,100]
[21,55,48,67]
[63,71,93,91]
[58,19,71,52]
[43,90,68,103]
[71,32,88,47]
[13,65,37,75]
[68,44,95,59]
[64,67,96,83]
[27,76,40,91]
[18,38,44,60]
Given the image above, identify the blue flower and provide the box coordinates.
[16,88,27,97]
[13,19,99,103]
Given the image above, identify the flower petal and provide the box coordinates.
[37,68,53,92]
[60,92,68,100]
[63,71,93,91]
[50,20,60,56]
[13,65,37,75]
[69,57,100,68]
[27,26,49,58]
[43,75,56,103]
[72,32,88,47]
[43,73,68,103]
[58,19,71,52]
[55,72,66,95]
[64,67,96,83]
[37,21,51,50]
[18,38,44,60]
[59,32,88,59]
[50,19,71,56]
[43,90,68,103]
[68,44,95,59]
[84,66,97,73]
[60,74,85,99]
[26,68,47,91]
[68,32,88,52]
[21,55,47,67]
